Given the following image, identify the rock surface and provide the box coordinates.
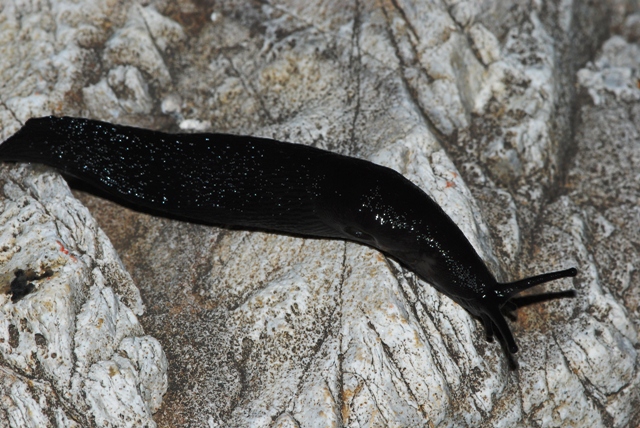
[0,165,167,427]
[0,0,639,427]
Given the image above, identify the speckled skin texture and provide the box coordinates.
[1,116,576,355]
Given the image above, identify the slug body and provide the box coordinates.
[0,116,577,354]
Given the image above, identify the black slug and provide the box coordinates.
[0,116,577,355]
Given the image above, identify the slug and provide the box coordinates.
[0,116,577,354]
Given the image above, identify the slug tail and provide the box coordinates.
[497,267,577,301]
[0,116,60,162]
[0,121,30,160]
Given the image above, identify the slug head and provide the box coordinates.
[476,267,578,354]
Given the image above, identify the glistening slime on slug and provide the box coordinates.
[0,116,577,355]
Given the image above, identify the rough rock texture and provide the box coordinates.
[0,0,639,427]
[0,165,168,427]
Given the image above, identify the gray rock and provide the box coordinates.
[0,165,167,427]
[0,0,638,427]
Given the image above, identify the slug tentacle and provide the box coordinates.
[487,306,519,354]
[0,116,578,358]
[496,267,578,300]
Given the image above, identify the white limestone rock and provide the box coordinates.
[0,166,167,426]
[0,0,638,427]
